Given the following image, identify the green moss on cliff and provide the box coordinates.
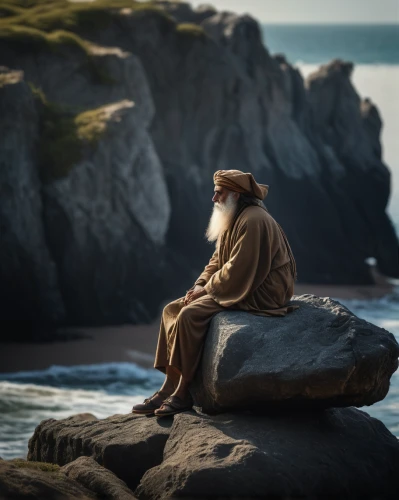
[0,70,21,87]
[176,22,206,38]
[0,4,24,18]
[30,85,110,183]
[0,24,90,52]
[0,25,116,84]
[175,22,209,56]
[27,81,45,101]
[75,106,110,144]
[10,459,60,473]
[38,101,83,184]
[1,0,65,8]
[0,0,171,33]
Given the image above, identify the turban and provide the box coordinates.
[213,169,269,200]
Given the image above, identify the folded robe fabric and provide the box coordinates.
[199,204,297,311]
[154,204,298,380]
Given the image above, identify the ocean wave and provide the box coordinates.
[0,362,164,395]
[0,380,151,459]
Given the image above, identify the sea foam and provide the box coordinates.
[0,362,164,459]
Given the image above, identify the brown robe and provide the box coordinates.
[154,204,297,381]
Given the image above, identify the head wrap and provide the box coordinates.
[213,169,269,200]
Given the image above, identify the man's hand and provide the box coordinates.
[184,285,206,306]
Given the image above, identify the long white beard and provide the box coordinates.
[205,192,238,244]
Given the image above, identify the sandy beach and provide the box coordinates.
[0,276,396,374]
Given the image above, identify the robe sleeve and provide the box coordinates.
[193,248,220,287]
[204,217,272,307]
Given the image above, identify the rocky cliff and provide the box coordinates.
[0,0,398,333]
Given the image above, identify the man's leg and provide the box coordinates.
[132,299,185,414]
[155,295,225,415]
[133,295,224,414]
[153,298,186,374]
[157,366,180,399]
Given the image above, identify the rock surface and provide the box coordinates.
[41,97,171,324]
[191,294,399,413]
[0,458,94,499]
[61,456,137,500]
[26,395,399,498]
[0,67,65,335]
[136,409,399,499]
[28,413,173,491]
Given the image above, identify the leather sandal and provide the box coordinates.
[154,395,193,418]
[131,390,169,415]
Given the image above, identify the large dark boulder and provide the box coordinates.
[136,409,399,499]
[28,413,172,491]
[191,294,399,413]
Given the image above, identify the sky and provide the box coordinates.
[190,0,399,24]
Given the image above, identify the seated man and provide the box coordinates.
[132,169,297,417]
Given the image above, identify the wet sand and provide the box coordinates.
[0,277,396,374]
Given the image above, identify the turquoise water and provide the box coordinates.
[0,24,398,460]
[262,24,399,65]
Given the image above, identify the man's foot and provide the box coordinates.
[131,390,169,415]
[154,394,193,418]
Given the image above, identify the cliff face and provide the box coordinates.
[0,26,174,326]
[0,1,397,331]
[0,68,65,329]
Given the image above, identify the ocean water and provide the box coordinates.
[1,24,399,460]
[0,364,164,459]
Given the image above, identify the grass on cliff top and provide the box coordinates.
[0,0,208,59]
[0,23,91,52]
[0,0,207,43]
[10,459,60,473]
[75,106,110,143]
[0,4,24,18]
[176,22,207,44]
[177,23,207,38]
[0,0,172,32]
[0,24,116,84]
[30,84,110,183]
[0,0,65,7]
